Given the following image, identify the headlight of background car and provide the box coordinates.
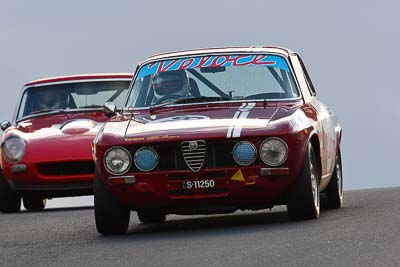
[232,141,257,166]
[259,137,288,166]
[2,136,26,163]
[104,147,132,175]
[134,147,158,172]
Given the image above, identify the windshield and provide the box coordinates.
[128,54,299,108]
[17,80,130,120]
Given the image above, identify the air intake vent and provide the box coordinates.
[181,140,206,172]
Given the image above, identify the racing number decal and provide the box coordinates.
[147,115,210,124]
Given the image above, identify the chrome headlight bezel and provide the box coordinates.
[232,141,257,166]
[103,146,132,176]
[259,137,288,166]
[134,147,159,172]
[2,135,26,163]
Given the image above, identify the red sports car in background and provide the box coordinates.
[92,47,343,235]
[0,73,132,212]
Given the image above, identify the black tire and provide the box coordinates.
[137,210,166,224]
[94,171,130,235]
[287,143,320,220]
[23,193,46,211]
[0,170,21,213]
[324,149,343,209]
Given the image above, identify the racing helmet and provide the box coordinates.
[151,70,190,101]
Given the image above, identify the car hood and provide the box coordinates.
[125,103,285,142]
[12,113,107,161]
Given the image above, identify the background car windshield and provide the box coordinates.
[17,81,130,119]
[128,54,299,108]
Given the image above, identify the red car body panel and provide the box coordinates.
[1,74,132,197]
[93,47,342,214]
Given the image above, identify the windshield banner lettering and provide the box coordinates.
[136,54,290,80]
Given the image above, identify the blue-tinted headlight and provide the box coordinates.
[134,147,158,171]
[232,141,257,166]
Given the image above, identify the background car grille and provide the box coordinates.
[181,140,206,172]
[37,161,94,176]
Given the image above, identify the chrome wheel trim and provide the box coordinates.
[337,160,343,199]
[310,158,319,209]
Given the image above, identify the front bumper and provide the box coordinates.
[106,166,297,212]
[9,179,92,191]
[2,160,94,196]
[8,179,93,198]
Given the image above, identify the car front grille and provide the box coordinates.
[181,140,207,172]
[129,140,248,172]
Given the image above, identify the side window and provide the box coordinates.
[298,56,317,96]
[290,55,312,99]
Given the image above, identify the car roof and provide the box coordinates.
[25,73,133,87]
[140,46,295,65]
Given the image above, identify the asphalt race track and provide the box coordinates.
[1,187,400,266]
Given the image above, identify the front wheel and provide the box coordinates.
[23,193,46,211]
[94,171,130,235]
[287,143,320,220]
[0,170,21,213]
[324,149,343,209]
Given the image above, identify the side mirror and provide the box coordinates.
[103,102,117,118]
[0,120,11,131]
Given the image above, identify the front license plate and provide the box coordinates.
[182,180,215,189]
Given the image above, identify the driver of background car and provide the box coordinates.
[35,88,69,111]
[151,70,191,104]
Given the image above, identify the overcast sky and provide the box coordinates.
[1,0,399,192]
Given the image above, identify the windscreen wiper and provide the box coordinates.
[79,105,103,108]
[148,102,174,115]
[29,108,66,115]
[173,96,230,104]
[148,96,230,114]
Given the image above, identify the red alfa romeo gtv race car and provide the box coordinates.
[0,73,132,212]
[93,47,343,235]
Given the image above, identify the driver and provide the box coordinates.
[36,89,68,110]
[151,70,191,104]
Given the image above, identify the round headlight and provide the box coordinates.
[259,137,288,166]
[134,147,158,172]
[2,136,26,163]
[104,147,132,175]
[232,141,257,166]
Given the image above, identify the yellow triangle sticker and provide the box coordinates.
[231,169,245,182]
